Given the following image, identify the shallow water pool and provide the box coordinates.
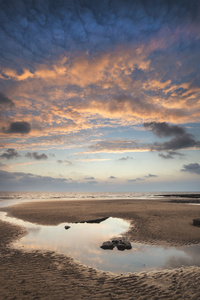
[1,211,200,274]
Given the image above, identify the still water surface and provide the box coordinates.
[1,211,200,274]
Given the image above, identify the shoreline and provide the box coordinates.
[1,198,200,299]
[1,198,200,246]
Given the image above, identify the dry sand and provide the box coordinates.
[1,198,200,299]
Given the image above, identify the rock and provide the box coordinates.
[112,239,120,246]
[83,217,109,224]
[100,241,115,250]
[112,239,132,250]
[116,240,132,251]
[193,219,200,226]
[123,241,132,250]
[101,239,132,251]
[116,242,126,251]
[64,225,70,230]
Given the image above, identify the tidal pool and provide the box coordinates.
[1,211,200,274]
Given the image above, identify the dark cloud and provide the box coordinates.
[26,152,48,160]
[159,151,184,159]
[128,177,144,182]
[0,93,14,109]
[86,181,98,184]
[144,122,200,151]
[143,122,186,137]
[85,176,95,180]
[0,170,69,191]
[145,174,158,178]
[128,173,158,182]
[151,134,198,151]
[0,0,199,71]
[0,148,20,159]
[109,176,116,179]
[3,121,31,134]
[118,156,133,161]
[181,163,200,175]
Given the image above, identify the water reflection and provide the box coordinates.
[0,211,200,274]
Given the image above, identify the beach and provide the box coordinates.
[1,197,200,299]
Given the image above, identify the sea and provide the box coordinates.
[0,191,199,209]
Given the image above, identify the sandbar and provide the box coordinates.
[1,198,200,299]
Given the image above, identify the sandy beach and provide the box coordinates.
[1,198,200,299]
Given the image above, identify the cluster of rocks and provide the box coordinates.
[100,239,132,251]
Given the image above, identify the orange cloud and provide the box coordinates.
[1,35,200,152]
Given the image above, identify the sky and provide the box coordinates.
[0,0,200,192]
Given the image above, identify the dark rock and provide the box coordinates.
[78,217,109,224]
[112,239,120,246]
[116,240,132,251]
[193,219,200,226]
[85,217,109,224]
[101,239,132,251]
[123,241,132,250]
[100,241,115,250]
[64,225,70,230]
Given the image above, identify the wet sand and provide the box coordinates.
[1,198,200,299]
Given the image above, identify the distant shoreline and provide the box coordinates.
[159,194,200,203]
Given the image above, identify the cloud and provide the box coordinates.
[158,151,184,159]
[86,140,145,154]
[3,121,31,134]
[128,177,144,183]
[151,134,198,151]
[0,92,14,109]
[25,152,48,160]
[145,174,158,178]
[144,122,200,151]
[109,176,116,179]
[86,180,98,185]
[85,176,95,180]
[128,173,158,182]
[143,122,186,137]
[0,148,20,159]
[57,160,72,165]
[0,170,69,191]
[0,0,200,152]
[181,163,200,175]
[0,0,199,67]
[118,156,133,161]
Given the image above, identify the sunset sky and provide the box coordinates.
[0,0,200,192]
